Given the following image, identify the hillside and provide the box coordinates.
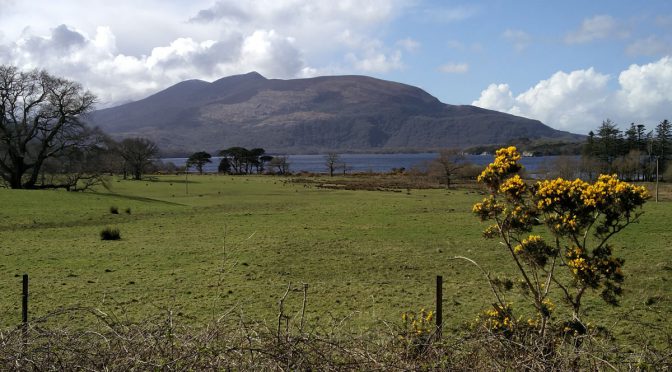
[88,72,582,154]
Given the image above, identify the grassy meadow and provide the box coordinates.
[0,174,671,347]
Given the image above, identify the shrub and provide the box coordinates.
[100,227,121,240]
[125,207,132,214]
[109,206,119,214]
[471,146,648,342]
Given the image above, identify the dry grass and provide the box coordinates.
[1,300,670,371]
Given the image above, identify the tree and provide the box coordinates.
[119,138,159,180]
[218,157,231,174]
[35,128,112,191]
[186,151,212,175]
[430,149,465,188]
[595,119,624,172]
[472,147,648,343]
[655,119,671,177]
[247,148,266,173]
[218,147,249,174]
[324,153,340,177]
[0,65,97,189]
[259,155,274,174]
[269,156,289,174]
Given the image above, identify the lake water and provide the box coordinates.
[163,153,559,174]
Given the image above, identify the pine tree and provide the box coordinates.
[655,119,672,177]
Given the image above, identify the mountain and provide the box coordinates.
[88,72,583,154]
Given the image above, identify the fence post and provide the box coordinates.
[436,275,443,339]
[22,274,28,336]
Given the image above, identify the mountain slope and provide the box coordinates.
[89,72,582,154]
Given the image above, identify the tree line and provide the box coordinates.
[0,64,297,189]
[583,119,671,181]
[185,147,290,175]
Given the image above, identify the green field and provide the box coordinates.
[1,175,670,345]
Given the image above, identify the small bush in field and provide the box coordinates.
[100,227,121,240]
[125,207,132,214]
[109,206,119,214]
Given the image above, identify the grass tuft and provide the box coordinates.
[100,227,121,240]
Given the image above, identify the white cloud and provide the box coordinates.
[439,62,469,74]
[0,1,414,106]
[396,38,420,52]
[626,36,672,57]
[346,50,403,73]
[502,29,531,52]
[564,15,626,44]
[473,57,672,133]
[616,56,672,120]
[0,24,306,105]
[420,5,479,23]
[472,84,514,112]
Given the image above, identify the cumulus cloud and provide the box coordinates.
[616,56,672,119]
[564,15,626,44]
[473,57,672,133]
[438,62,469,74]
[0,1,412,105]
[0,24,307,105]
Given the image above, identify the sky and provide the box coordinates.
[1,0,671,134]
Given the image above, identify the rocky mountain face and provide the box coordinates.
[88,72,582,154]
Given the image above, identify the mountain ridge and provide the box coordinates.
[89,72,583,154]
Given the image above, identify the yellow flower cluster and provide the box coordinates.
[546,213,581,234]
[535,178,588,210]
[498,174,526,198]
[477,146,522,187]
[513,235,543,254]
[472,196,504,221]
[402,308,435,336]
[541,298,555,315]
[481,303,515,336]
[513,235,554,266]
[566,247,592,276]
[581,174,649,208]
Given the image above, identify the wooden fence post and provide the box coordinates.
[436,275,443,339]
[22,274,28,336]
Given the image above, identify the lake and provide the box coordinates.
[163,153,561,174]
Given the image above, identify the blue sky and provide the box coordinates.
[1,0,671,134]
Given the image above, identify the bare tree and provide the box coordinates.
[324,153,340,177]
[0,65,97,189]
[269,156,289,174]
[430,149,465,188]
[118,138,159,180]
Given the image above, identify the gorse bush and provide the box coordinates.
[109,206,119,214]
[472,146,648,341]
[100,227,121,240]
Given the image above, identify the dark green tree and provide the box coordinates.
[595,119,624,173]
[656,119,671,177]
[248,148,266,173]
[218,157,231,174]
[218,147,249,174]
[186,151,212,175]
